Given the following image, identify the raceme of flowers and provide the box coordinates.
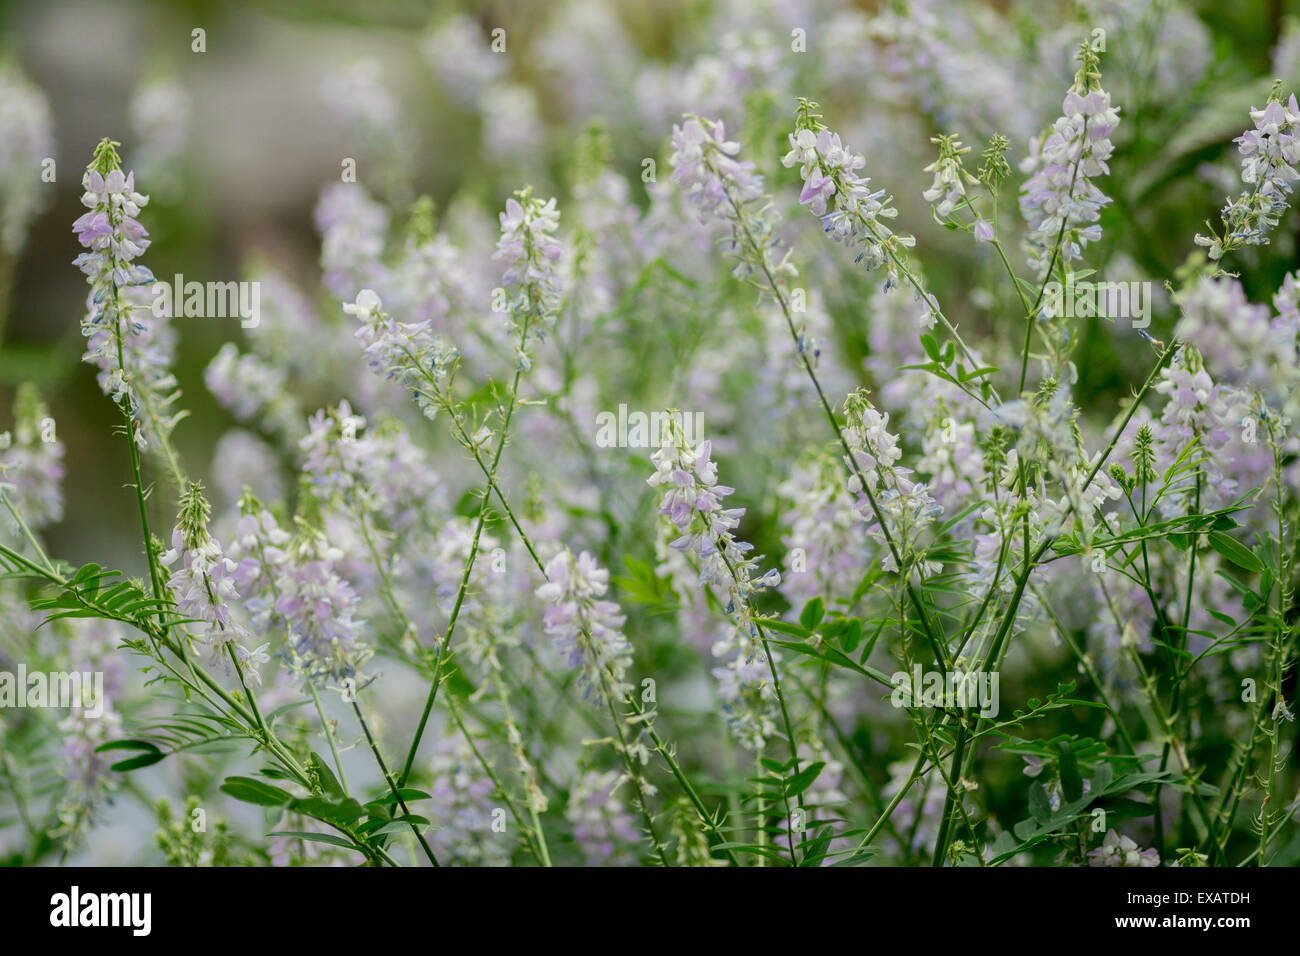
[1,7,1297,870]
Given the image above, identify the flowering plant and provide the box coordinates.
[0,0,1297,870]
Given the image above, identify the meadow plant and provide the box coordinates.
[0,1,1297,871]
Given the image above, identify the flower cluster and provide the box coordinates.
[72,139,181,449]
[344,288,459,422]
[54,619,125,847]
[6,2,1299,871]
[1198,87,1299,258]
[1018,43,1120,278]
[671,115,797,290]
[648,431,782,749]
[204,341,301,435]
[566,769,641,866]
[161,482,269,682]
[0,385,65,534]
[274,520,370,686]
[1087,829,1160,867]
[671,116,764,219]
[428,732,514,866]
[777,450,867,610]
[783,104,916,292]
[536,549,634,706]
[921,134,977,218]
[842,389,943,578]
[494,190,563,361]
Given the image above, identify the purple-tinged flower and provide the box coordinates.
[0,384,65,533]
[782,105,916,293]
[72,139,180,450]
[1197,87,1300,259]
[1088,829,1160,867]
[160,482,266,682]
[536,549,633,705]
[671,116,765,220]
[1018,43,1120,278]
[647,429,782,749]
[274,521,369,687]
[428,731,515,866]
[54,619,125,846]
[344,288,458,422]
[494,190,564,361]
[566,770,641,866]
[315,182,390,298]
[842,389,943,578]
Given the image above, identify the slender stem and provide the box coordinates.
[399,319,532,786]
[350,699,440,867]
[307,678,349,792]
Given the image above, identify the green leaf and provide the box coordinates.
[109,752,168,772]
[840,618,863,654]
[1058,741,1082,803]
[921,333,941,362]
[367,816,438,838]
[310,752,345,799]
[799,597,825,630]
[266,831,361,850]
[1027,784,1053,824]
[291,795,364,825]
[1207,531,1263,572]
[760,618,811,638]
[785,761,826,799]
[376,788,433,806]
[220,776,293,807]
[95,739,162,754]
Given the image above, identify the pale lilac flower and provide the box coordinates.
[55,619,125,846]
[160,483,263,682]
[1019,43,1120,277]
[227,496,291,634]
[648,432,782,749]
[300,400,368,498]
[428,731,515,866]
[345,288,458,422]
[782,114,918,295]
[567,770,641,866]
[209,429,284,510]
[204,342,300,436]
[671,116,765,220]
[842,389,943,577]
[275,523,369,686]
[1198,89,1300,259]
[72,139,180,449]
[0,385,65,533]
[776,451,866,610]
[1088,829,1160,867]
[494,191,564,350]
[536,549,634,706]
[315,182,390,298]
